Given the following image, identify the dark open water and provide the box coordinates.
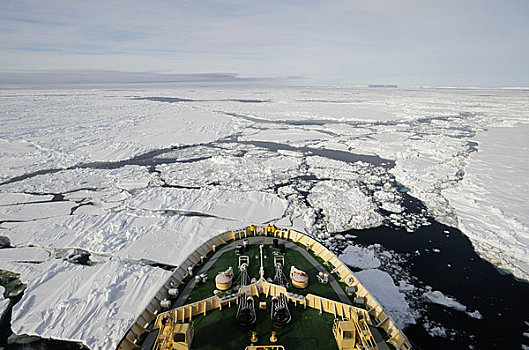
[350,213,529,349]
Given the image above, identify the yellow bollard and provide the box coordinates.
[250,331,258,343]
[270,331,278,343]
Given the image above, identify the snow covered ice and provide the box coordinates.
[0,259,171,349]
[0,286,9,321]
[423,290,483,319]
[339,244,381,269]
[443,124,529,280]
[356,269,415,330]
[1,86,528,348]
[0,247,49,263]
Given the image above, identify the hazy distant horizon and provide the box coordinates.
[1,69,528,90]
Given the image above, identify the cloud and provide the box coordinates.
[0,0,528,86]
[0,70,275,86]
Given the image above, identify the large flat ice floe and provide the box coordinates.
[356,269,416,329]
[6,215,247,268]
[4,187,288,267]
[0,247,49,262]
[443,125,529,281]
[0,259,171,349]
[126,187,288,223]
[0,201,77,221]
[339,245,381,269]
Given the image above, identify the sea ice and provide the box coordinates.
[0,201,76,221]
[1,86,528,348]
[5,212,233,267]
[158,152,302,192]
[423,290,466,311]
[0,259,171,349]
[239,127,332,145]
[356,269,416,329]
[424,290,482,319]
[0,166,156,194]
[0,192,54,205]
[308,180,383,233]
[466,310,483,320]
[428,326,447,338]
[125,187,288,223]
[443,125,529,281]
[339,245,381,269]
[0,90,242,182]
[0,286,9,320]
[198,96,398,123]
[0,247,49,262]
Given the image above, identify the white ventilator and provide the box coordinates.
[215,266,234,290]
[290,265,309,289]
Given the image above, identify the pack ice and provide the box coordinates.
[0,87,528,348]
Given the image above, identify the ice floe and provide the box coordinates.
[424,290,467,311]
[0,192,54,205]
[3,185,287,267]
[0,201,77,221]
[307,180,383,232]
[0,259,170,349]
[158,151,302,192]
[1,166,155,194]
[239,127,332,145]
[424,290,483,319]
[5,213,231,267]
[0,285,9,320]
[0,247,49,262]
[427,325,448,338]
[443,125,529,281]
[126,187,288,223]
[356,269,416,329]
[339,244,381,269]
[423,320,455,339]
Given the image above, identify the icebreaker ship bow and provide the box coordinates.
[118,225,412,350]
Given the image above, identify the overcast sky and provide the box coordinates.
[1,0,528,86]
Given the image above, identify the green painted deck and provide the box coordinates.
[179,241,346,350]
[184,242,340,304]
[191,302,338,350]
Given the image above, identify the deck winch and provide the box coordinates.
[273,255,288,287]
[236,293,257,326]
[236,256,251,288]
[270,293,291,326]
